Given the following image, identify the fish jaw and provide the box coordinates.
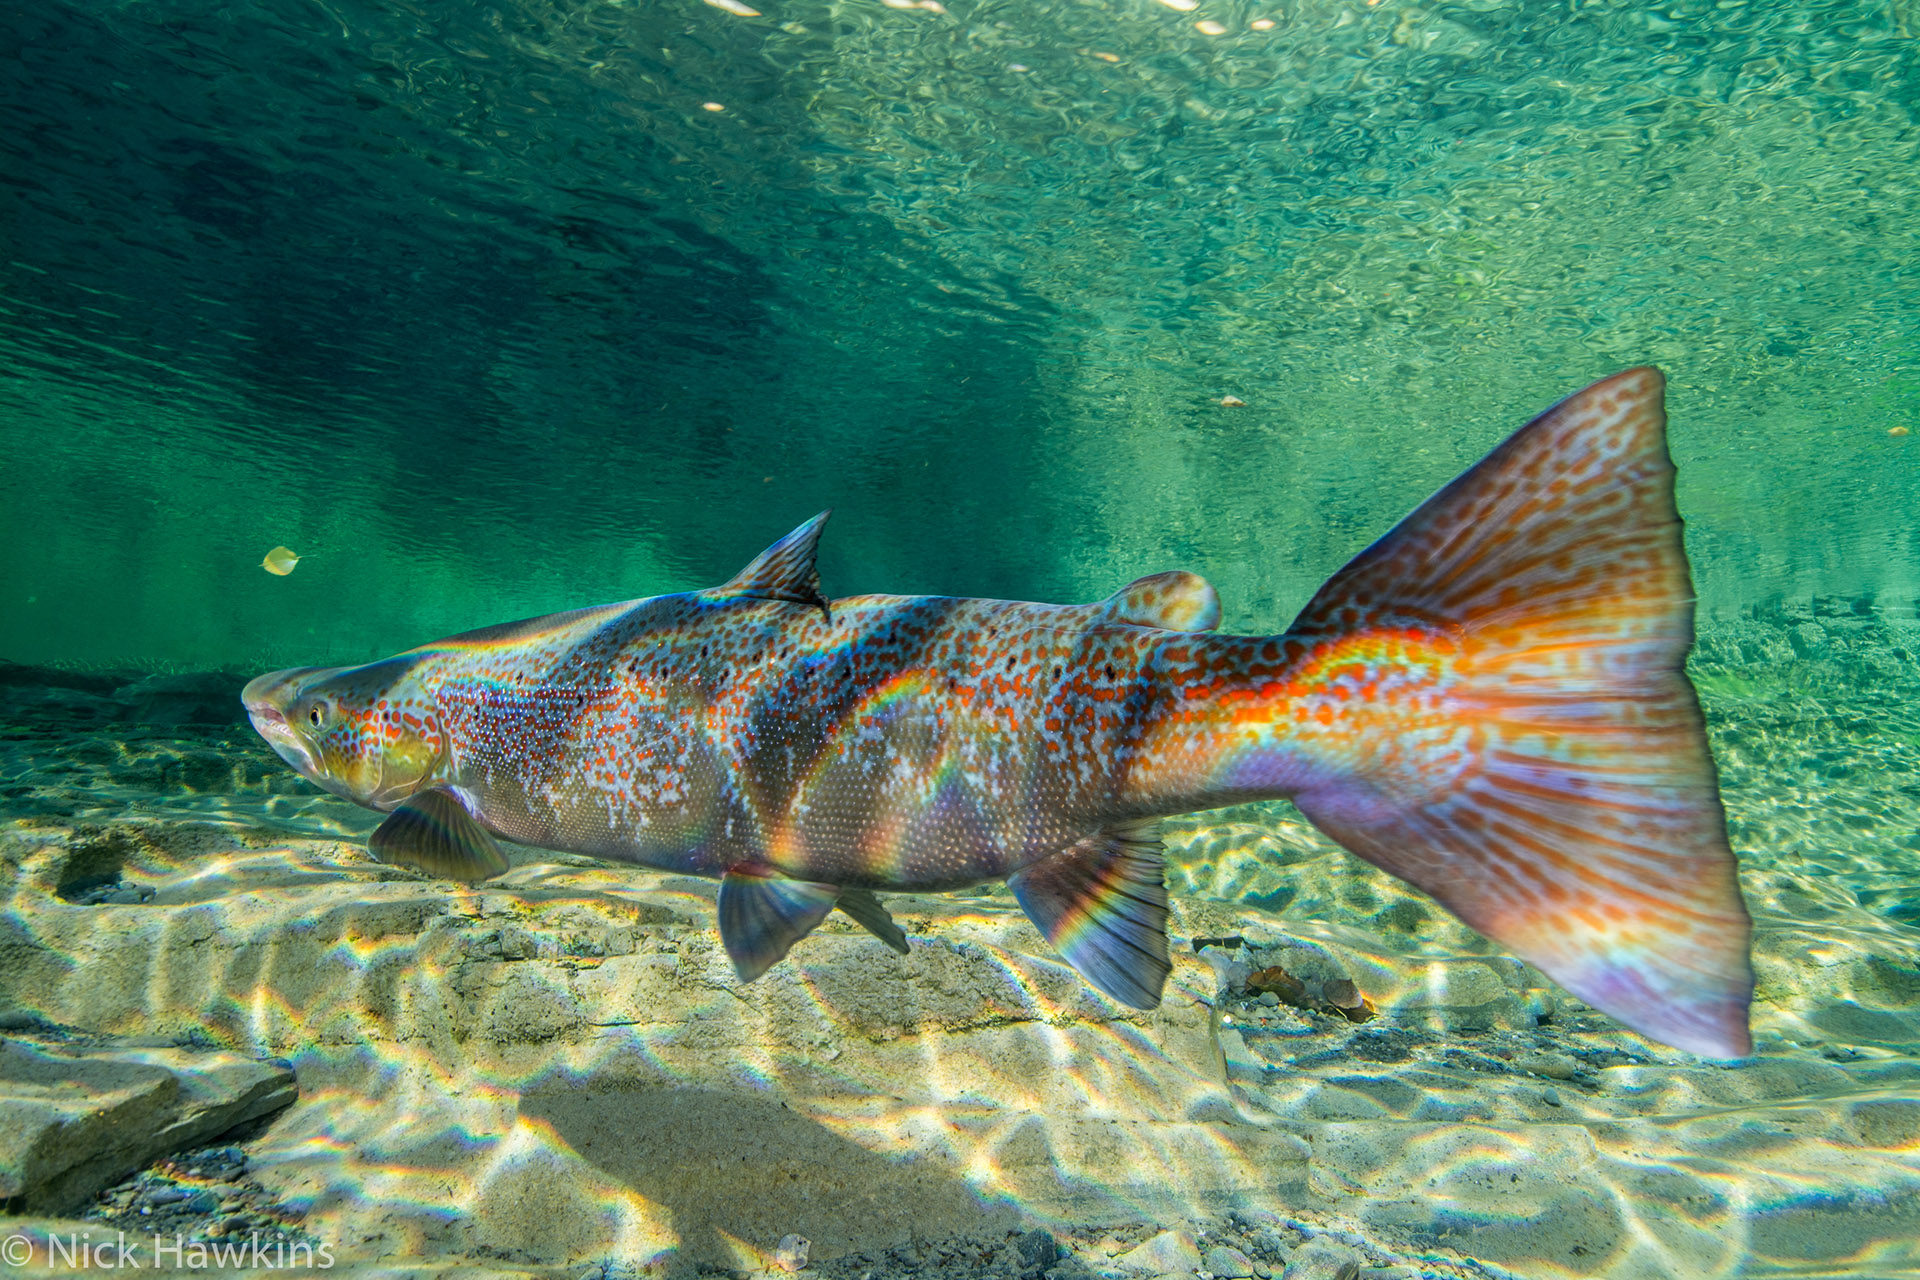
[241,666,327,780]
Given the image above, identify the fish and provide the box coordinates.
[242,368,1753,1057]
[262,546,301,576]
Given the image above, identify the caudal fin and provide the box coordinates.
[1287,368,1753,1058]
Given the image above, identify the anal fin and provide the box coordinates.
[837,887,910,955]
[368,787,509,883]
[719,868,841,981]
[1009,822,1170,1009]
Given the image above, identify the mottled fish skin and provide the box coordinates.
[244,369,1755,1059]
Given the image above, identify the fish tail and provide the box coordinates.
[1238,369,1750,1057]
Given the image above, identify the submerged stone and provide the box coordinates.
[0,1039,295,1214]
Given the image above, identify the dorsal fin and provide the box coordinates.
[711,512,832,620]
[1102,570,1220,632]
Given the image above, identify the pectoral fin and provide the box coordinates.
[368,787,509,883]
[718,868,842,981]
[1009,822,1171,1009]
[837,887,910,955]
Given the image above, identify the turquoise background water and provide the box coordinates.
[2,0,1916,670]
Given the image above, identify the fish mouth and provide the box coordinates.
[242,669,320,776]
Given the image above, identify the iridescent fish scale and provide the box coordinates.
[244,369,1754,1058]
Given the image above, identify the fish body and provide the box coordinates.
[245,369,1754,1057]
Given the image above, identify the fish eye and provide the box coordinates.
[307,701,329,729]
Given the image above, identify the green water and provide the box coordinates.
[3,0,1917,669]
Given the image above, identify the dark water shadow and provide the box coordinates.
[520,1080,1021,1271]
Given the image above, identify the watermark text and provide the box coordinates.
[4,1230,335,1270]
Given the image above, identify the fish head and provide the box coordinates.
[242,656,448,809]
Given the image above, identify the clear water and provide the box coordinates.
[4,1,1920,1277]
[5,0,1918,667]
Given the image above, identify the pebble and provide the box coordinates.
[1515,1051,1580,1080]
[1543,1087,1563,1107]
[775,1234,810,1273]
[1249,1228,1292,1260]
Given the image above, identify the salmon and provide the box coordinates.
[243,369,1752,1057]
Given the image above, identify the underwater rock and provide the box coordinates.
[1788,622,1829,659]
[113,671,249,726]
[1015,1228,1060,1271]
[0,1039,295,1213]
[1203,1243,1257,1277]
[1279,1240,1362,1280]
[1245,966,1375,1023]
[1112,1229,1202,1276]
[1392,960,1532,1033]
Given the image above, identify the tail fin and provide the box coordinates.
[1288,368,1752,1058]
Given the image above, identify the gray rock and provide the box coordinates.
[1114,1230,1202,1276]
[1016,1228,1061,1270]
[1281,1241,1362,1280]
[0,1040,295,1213]
[1514,1051,1579,1079]
[1248,1228,1292,1261]
[1203,950,1252,993]
[1204,1245,1257,1277]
